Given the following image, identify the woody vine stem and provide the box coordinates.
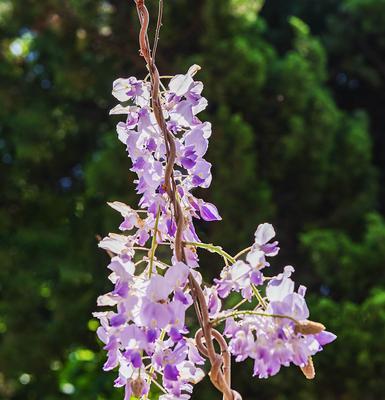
[134,1,238,398]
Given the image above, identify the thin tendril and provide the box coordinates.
[152,0,163,60]
[211,310,300,327]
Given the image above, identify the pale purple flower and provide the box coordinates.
[184,128,208,157]
[96,65,335,400]
[141,299,172,329]
[203,287,222,317]
[266,266,295,302]
[146,274,173,302]
[253,223,280,257]
[165,262,190,291]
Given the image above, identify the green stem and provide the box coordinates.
[234,246,252,260]
[149,209,161,278]
[150,377,167,394]
[211,310,300,327]
[132,246,151,251]
[135,259,147,267]
[185,241,236,264]
[252,284,267,309]
[230,298,248,311]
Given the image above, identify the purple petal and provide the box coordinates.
[169,327,183,342]
[199,202,221,221]
[146,328,158,343]
[119,215,136,231]
[167,218,177,237]
[146,138,157,152]
[130,351,142,368]
[315,331,337,346]
[250,271,263,286]
[110,313,126,327]
[164,364,179,381]
[181,156,197,169]
[192,175,205,186]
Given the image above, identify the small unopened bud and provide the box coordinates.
[301,356,315,379]
[295,320,325,335]
[131,377,145,397]
[188,64,201,77]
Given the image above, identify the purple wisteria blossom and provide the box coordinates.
[220,261,336,378]
[96,65,335,399]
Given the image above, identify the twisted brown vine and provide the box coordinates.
[133,1,240,399]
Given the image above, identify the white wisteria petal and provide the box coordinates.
[169,74,194,96]
[98,234,128,254]
[107,201,134,217]
[109,104,137,115]
[254,223,276,246]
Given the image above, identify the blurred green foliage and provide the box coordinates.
[0,0,384,399]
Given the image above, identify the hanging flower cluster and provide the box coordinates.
[94,63,336,400]
[104,64,220,258]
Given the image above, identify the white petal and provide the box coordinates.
[266,276,295,302]
[116,122,129,144]
[192,97,208,114]
[109,104,136,115]
[246,249,264,268]
[254,223,276,246]
[107,201,134,217]
[201,121,212,139]
[112,78,133,102]
[98,235,127,254]
[117,359,135,379]
[97,293,118,306]
[230,260,251,282]
[178,362,205,384]
[169,66,200,97]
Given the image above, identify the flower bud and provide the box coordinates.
[301,356,315,380]
[131,377,145,397]
[295,320,325,335]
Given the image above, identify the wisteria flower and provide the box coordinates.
[96,44,335,399]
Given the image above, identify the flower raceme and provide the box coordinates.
[95,66,336,399]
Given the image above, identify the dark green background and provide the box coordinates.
[1,0,385,399]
